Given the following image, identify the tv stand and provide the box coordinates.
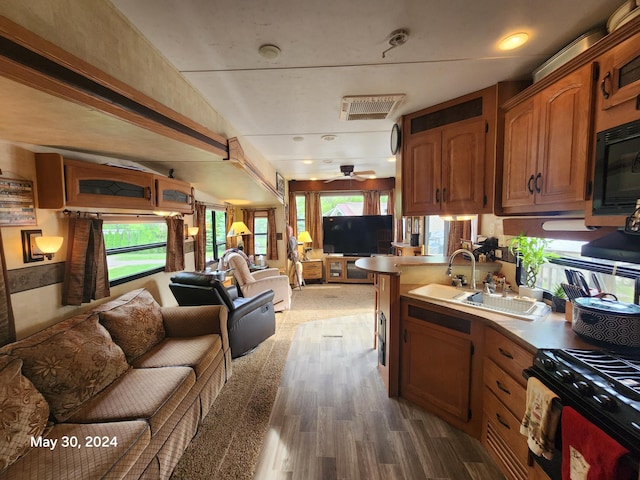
[325,256,373,284]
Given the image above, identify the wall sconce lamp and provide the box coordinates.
[21,230,64,262]
[187,226,200,239]
[226,221,252,250]
[297,231,313,260]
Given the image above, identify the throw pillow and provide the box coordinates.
[9,315,129,422]
[99,289,165,362]
[0,356,49,470]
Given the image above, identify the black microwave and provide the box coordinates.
[592,118,640,216]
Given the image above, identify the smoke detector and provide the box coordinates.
[339,94,406,121]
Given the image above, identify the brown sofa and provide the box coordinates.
[0,288,231,480]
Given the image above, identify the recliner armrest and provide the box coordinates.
[231,290,275,318]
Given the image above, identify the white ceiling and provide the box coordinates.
[111,0,623,182]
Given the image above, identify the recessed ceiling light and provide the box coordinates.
[322,159,333,164]
[499,32,529,50]
[302,160,313,165]
[321,135,337,142]
[292,136,304,142]
[258,44,281,59]
[310,177,317,181]
[387,156,396,162]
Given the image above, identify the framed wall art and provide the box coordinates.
[0,178,37,226]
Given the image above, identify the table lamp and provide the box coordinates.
[297,231,313,261]
[227,221,252,249]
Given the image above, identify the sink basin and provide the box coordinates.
[407,284,550,320]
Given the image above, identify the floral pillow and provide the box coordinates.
[99,289,165,362]
[7,315,129,422]
[0,355,49,470]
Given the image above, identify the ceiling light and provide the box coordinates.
[322,159,333,164]
[499,33,529,50]
[292,136,304,142]
[258,44,281,59]
[321,135,337,141]
[303,160,313,165]
[387,157,396,162]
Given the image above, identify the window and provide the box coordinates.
[321,194,364,216]
[380,193,389,215]
[206,208,227,260]
[253,215,268,255]
[295,194,305,233]
[104,221,167,285]
[425,216,447,255]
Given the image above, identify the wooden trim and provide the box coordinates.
[289,178,395,192]
[227,138,282,203]
[0,15,228,158]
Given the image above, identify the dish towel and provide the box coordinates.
[519,377,561,459]
[561,406,634,480]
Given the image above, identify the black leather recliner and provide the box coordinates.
[169,272,276,358]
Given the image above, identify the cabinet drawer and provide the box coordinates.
[483,388,529,476]
[484,358,527,420]
[302,262,322,278]
[485,328,533,385]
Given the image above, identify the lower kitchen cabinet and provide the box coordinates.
[400,298,484,437]
[482,327,534,480]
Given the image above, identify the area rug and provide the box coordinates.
[170,283,375,480]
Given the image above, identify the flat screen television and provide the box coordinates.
[322,215,393,256]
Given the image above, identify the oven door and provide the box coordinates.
[523,368,563,480]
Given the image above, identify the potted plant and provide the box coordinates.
[551,284,567,313]
[508,234,558,300]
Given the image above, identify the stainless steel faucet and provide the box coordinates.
[447,248,477,290]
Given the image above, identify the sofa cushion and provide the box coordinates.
[98,289,165,362]
[67,367,195,436]
[0,356,49,471]
[0,421,150,480]
[132,335,222,378]
[3,315,129,423]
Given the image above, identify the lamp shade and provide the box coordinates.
[187,226,200,236]
[226,221,252,237]
[297,231,312,243]
[34,236,63,254]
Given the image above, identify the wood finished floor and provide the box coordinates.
[253,313,505,480]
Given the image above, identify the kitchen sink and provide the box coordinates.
[407,284,550,320]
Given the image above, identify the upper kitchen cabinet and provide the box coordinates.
[35,153,193,213]
[501,64,594,214]
[401,83,525,217]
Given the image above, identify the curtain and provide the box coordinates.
[165,216,185,272]
[363,191,381,215]
[446,220,472,256]
[62,216,110,306]
[288,190,297,237]
[306,192,322,249]
[194,202,207,271]
[225,204,235,249]
[242,209,255,256]
[0,229,15,346]
[386,189,395,217]
[266,208,278,260]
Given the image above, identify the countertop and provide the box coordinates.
[400,284,596,353]
[355,255,498,274]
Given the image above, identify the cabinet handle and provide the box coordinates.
[403,329,408,343]
[496,381,511,395]
[498,347,514,359]
[527,175,535,194]
[496,413,511,429]
[442,188,446,202]
[600,71,611,99]
[146,187,152,200]
[534,173,542,193]
[435,189,440,202]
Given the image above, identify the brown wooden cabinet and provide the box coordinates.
[501,64,594,214]
[325,257,373,283]
[35,153,192,212]
[598,32,640,113]
[481,328,534,480]
[400,298,484,437]
[300,259,323,282]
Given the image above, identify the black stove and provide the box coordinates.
[530,348,640,457]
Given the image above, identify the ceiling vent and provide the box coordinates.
[340,94,405,121]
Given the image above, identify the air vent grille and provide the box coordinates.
[340,94,405,121]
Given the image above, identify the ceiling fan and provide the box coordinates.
[324,165,375,183]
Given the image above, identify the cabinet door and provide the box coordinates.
[326,259,345,281]
[535,64,592,208]
[64,159,155,209]
[599,33,640,111]
[502,98,538,209]
[401,316,472,422]
[155,176,194,213]
[402,130,441,215]
[441,119,486,213]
